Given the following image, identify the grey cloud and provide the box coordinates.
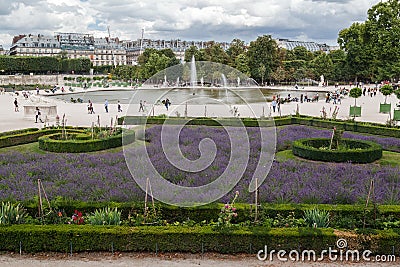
[0,0,381,49]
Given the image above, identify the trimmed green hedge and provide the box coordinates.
[0,127,88,149]
[38,130,135,153]
[118,115,400,138]
[292,138,383,163]
[0,225,398,254]
[0,128,39,137]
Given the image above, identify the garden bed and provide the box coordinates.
[292,138,383,163]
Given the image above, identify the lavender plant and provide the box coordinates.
[0,125,398,205]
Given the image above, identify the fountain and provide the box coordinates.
[221,74,228,99]
[190,55,197,95]
[176,77,180,87]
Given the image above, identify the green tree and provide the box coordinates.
[310,53,333,82]
[350,87,362,106]
[159,48,181,67]
[184,46,204,62]
[329,49,349,82]
[227,38,246,67]
[270,66,287,84]
[247,35,279,84]
[366,0,400,81]
[142,53,170,79]
[291,46,314,61]
[202,43,229,64]
[380,84,394,103]
[338,22,373,82]
[234,53,250,76]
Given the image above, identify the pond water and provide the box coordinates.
[48,87,327,105]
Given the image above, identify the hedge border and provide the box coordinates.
[0,128,84,149]
[292,138,383,163]
[119,115,400,138]
[0,225,398,255]
[38,130,135,153]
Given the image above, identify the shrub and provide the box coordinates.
[87,207,121,225]
[292,138,383,163]
[0,202,27,225]
[38,129,135,153]
[303,208,330,228]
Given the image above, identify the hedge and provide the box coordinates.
[0,225,399,255]
[0,128,81,148]
[38,130,135,153]
[118,115,400,138]
[292,138,383,163]
[0,128,39,138]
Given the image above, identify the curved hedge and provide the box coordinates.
[38,130,135,153]
[292,138,383,163]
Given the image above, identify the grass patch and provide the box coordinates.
[275,150,298,162]
[0,142,45,154]
[377,151,400,167]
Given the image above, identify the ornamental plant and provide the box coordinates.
[0,202,27,225]
[71,210,84,225]
[214,191,239,231]
[349,87,362,106]
[87,207,121,225]
[380,84,394,103]
[303,208,330,228]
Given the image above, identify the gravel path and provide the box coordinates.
[0,252,398,267]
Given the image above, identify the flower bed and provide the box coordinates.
[0,125,398,205]
[292,138,383,163]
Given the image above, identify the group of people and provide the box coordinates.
[13,96,43,123]
[87,99,123,114]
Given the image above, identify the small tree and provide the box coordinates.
[350,87,362,107]
[380,84,394,104]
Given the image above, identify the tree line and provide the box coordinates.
[0,56,91,75]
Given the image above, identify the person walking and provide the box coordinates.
[271,99,277,113]
[14,98,19,112]
[165,98,171,110]
[35,107,43,123]
[117,101,122,112]
[138,100,144,112]
[104,99,109,113]
[88,100,94,114]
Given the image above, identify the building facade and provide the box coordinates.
[10,33,126,66]
[276,38,333,52]
[122,39,231,65]
[8,32,335,67]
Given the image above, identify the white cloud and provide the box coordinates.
[0,0,380,49]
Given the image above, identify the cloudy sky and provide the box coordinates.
[0,0,380,49]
